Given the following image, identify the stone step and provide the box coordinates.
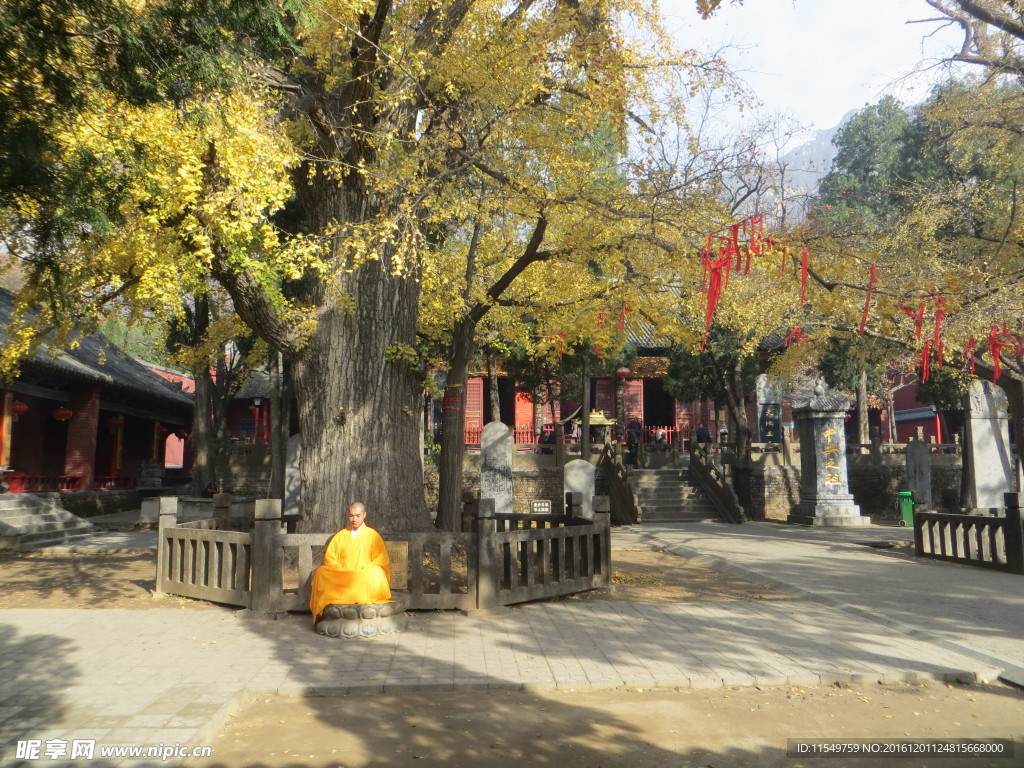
[17,522,95,545]
[630,478,692,487]
[0,498,41,512]
[634,487,702,500]
[7,519,95,536]
[640,500,717,513]
[18,530,99,551]
[0,496,97,550]
[626,466,724,524]
[0,508,70,523]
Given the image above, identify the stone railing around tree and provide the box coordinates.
[913,492,1024,575]
[155,495,611,615]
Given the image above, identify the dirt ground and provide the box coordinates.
[0,550,216,610]
[188,682,1024,768]
[0,545,789,609]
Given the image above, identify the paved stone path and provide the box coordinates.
[627,521,1024,675]
[0,523,1012,767]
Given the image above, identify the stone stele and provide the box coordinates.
[965,380,1013,510]
[563,459,596,519]
[788,383,870,527]
[480,421,514,517]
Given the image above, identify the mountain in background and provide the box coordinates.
[779,110,856,201]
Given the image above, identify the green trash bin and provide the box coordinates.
[897,490,915,527]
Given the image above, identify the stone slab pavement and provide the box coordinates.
[0,524,1009,767]
[624,521,1024,683]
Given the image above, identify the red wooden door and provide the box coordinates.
[594,379,615,418]
[464,378,484,442]
[624,380,643,422]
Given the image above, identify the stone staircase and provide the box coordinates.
[631,468,721,523]
[0,494,97,551]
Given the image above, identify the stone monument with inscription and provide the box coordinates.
[563,459,596,519]
[965,380,1013,510]
[756,374,783,443]
[905,437,933,512]
[481,422,514,517]
[788,382,869,526]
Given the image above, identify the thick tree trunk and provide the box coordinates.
[268,351,286,500]
[486,351,501,422]
[290,254,431,536]
[857,368,870,450]
[436,317,476,532]
[190,367,216,495]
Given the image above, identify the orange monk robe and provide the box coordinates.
[309,525,392,622]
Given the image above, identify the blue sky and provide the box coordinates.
[659,0,965,131]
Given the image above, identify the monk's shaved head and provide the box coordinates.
[348,502,367,530]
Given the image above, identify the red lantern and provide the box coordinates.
[52,407,73,422]
[105,414,125,430]
[615,366,632,379]
[11,400,28,416]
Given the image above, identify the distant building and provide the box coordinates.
[0,289,193,491]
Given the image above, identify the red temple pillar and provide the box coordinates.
[1,391,11,467]
[64,386,100,489]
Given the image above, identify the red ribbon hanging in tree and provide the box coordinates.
[989,324,1013,382]
[748,214,764,256]
[859,264,877,335]
[618,304,630,333]
[799,247,809,304]
[918,340,933,383]
[552,332,565,361]
[901,304,926,341]
[701,247,731,351]
[783,326,807,347]
[730,222,744,272]
[721,239,732,291]
[965,336,977,375]
[932,299,947,370]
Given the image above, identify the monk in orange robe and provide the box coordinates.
[309,502,392,624]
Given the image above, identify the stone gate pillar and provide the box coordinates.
[788,384,870,527]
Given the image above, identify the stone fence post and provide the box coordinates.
[565,491,583,519]
[213,492,232,529]
[250,499,284,617]
[153,496,179,596]
[1004,492,1024,575]
[475,498,499,610]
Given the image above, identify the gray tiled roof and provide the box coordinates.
[0,288,193,407]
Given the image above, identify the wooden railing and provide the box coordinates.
[914,493,1023,575]
[156,496,611,615]
[156,499,254,607]
[489,510,610,605]
[597,445,640,525]
[689,444,746,524]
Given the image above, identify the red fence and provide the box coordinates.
[5,473,84,493]
[463,422,680,446]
